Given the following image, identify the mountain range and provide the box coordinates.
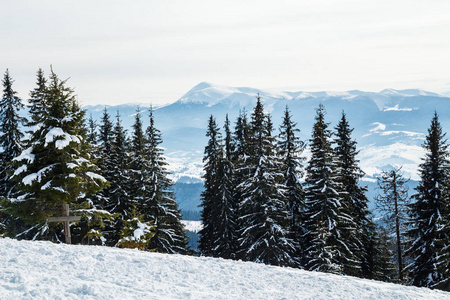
[84,82,450,213]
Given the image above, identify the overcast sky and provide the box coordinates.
[1,0,449,106]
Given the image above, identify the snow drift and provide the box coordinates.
[1,238,448,299]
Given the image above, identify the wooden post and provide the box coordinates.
[62,203,71,244]
[47,203,80,245]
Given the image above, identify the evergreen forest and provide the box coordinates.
[1,69,450,291]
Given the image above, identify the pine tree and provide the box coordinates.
[407,112,450,289]
[0,69,26,198]
[375,167,409,282]
[303,104,351,274]
[277,106,305,264]
[7,69,107,243]
[237,96,296,267]
[143,107,188,254]
[198,115,222,256]
[334,112,370,277]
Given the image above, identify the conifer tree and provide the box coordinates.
[375,167,409,282]
[363,219,398,282]
[334,112,370,276]
[198,115,222,256]
[103,111,132,245]
[407,112,450,288]
[211,115,238,259]
[237,96,296,267]
[0,69,26,198]
[303,104,351,273]
[86,114,98,145]
[27,68,47,127]
[7,69,107,243]
[277,106,305,263]
[143,107,188,253]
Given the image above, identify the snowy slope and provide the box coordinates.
[1,238,449,300]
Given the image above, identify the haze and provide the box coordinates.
[1,0,449,106]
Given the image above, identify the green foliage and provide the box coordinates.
[6,68,107,242]
[117,210,155,250]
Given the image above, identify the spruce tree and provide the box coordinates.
[237,96,296,267]
[144,107,188,253]
[0,69,26,198]
[375,167,409,282]
[334,111,370,276]
[303,104,351,273]
[27,68,47,127]
[8,69,107,243]
[407,112,450,288]
[86,114,98,145]
[277,106,305,263]
[103,111,132,245]
[198,115,222,256]
[211,115,238,259]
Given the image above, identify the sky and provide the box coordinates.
[1,0,449,106]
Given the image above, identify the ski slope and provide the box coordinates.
[0,238,448,299]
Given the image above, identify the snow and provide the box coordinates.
[383,104,415,112]
[22,165,55,186]
[12,147,35,164]
[86,172,107,182]
[45,127,81,150]
[181,220,203,233]
[1,238,448,299]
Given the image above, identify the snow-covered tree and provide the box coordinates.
[210,115,238,259]
[407,112,450,289]
[143,107,187,254]
[103,111,132,245]
[116,209,155,250]
[334,112,370,276]
[198,115,222,256]
[303,104,352,274]
[237,96,296,267]
[0,69,26,198]
[277,106,305,263]
[375,167,409,282]
[27,68,47,128]
[8,69,107,243]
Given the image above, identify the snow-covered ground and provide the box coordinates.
[1,238,448,299]
[181,220,203,233]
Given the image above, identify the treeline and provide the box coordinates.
[0,68,189,254]
[199,95,450,290]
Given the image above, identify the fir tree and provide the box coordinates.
[334,112,370,276]
[303,104,351,274]
[27,68,47,127]
[143,107,188,254]
[277,106,305,263]
[7,69,107,243]
[407,112,450,289]
[211,115,238,259]
[103,111,132,245]
[198,115,222,256]
[0,69,26,198]
[363,219,398,282]
[375,167,409,282]
[237,96,296,267]
[86,114,98,145]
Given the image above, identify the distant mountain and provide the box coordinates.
[84,83,450,212]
